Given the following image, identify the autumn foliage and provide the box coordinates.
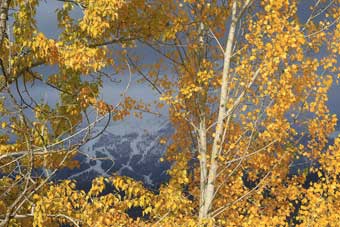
[0,0,340,226]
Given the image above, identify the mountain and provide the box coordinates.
[54,111,340,191]
[55,115,173,189]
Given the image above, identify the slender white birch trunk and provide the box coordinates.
[0,0,10,45]
[199,0,238,219]
[198,117,208,220]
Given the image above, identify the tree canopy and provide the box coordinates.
[0,0,340,226]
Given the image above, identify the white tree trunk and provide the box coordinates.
[199,0,238,219]
[0,0,10,45]
[198,117,208,220]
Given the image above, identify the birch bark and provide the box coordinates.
[199,0,238,219]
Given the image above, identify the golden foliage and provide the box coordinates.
[0,0,340,226]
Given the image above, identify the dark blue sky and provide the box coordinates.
[23,1,340,131]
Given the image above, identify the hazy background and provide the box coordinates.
[11,1,340,131]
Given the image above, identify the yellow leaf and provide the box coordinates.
[1,122,6,128]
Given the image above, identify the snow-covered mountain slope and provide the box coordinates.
[55,115,173,188]
[54,111,340,190]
